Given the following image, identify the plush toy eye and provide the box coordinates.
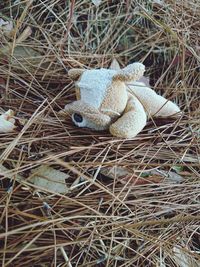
[73,113,83,123]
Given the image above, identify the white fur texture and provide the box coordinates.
[76,68,116,109]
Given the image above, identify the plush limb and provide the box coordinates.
[109,94,147,138]
[127,82,181,117]
[113,63,145,82]
[151,95,180,117]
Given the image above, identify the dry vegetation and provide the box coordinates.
[0,0,200,266]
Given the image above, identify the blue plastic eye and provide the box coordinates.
[73,113,83,123]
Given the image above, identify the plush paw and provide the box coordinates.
[109,113,145,138]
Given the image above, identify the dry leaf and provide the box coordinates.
[91,0,102,6]
[0,109,16,133]
[12,46,40,59]
[142,169,183,183]
[101,166,129,179]
[29,166,69,194]
[10,46,42,67]
[0,164,23,181]
[0,26,42,70]
[100,166,162,185]
[101,166,183,185]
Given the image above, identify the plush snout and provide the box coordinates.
[64,100,111,130]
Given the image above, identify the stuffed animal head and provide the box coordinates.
[64,63,145,131]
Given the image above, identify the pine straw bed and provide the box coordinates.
[0,1,199,266]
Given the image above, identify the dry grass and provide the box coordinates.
[0,0,199,266]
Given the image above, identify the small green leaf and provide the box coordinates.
[172,166,184,173]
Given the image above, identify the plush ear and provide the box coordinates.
[113,62,145,82]
[68,68,85,81]
[109,58,121,70]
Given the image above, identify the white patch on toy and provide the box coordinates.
[77,68,116,109]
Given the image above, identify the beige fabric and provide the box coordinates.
[64,100,111,129]
[100,80,127,119]
[127,82,180,117]
[113,63,145,82]
[110,94,147,138]
[75,87,81,100]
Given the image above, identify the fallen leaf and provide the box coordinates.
[101,166,183,185]
[0,164,23,181]
[0,109,16,133]
[91,0,102,6]
[100,166,163,185]
[0,26,42,70]
[101,166,129,179]
[121,175,163,185]
[29,166,69,194]
[11,46,42,67]
[0,45,43,71]
[141,169,183,183]
[12,46,40,59]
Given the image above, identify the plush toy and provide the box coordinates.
[63,63,180,138]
